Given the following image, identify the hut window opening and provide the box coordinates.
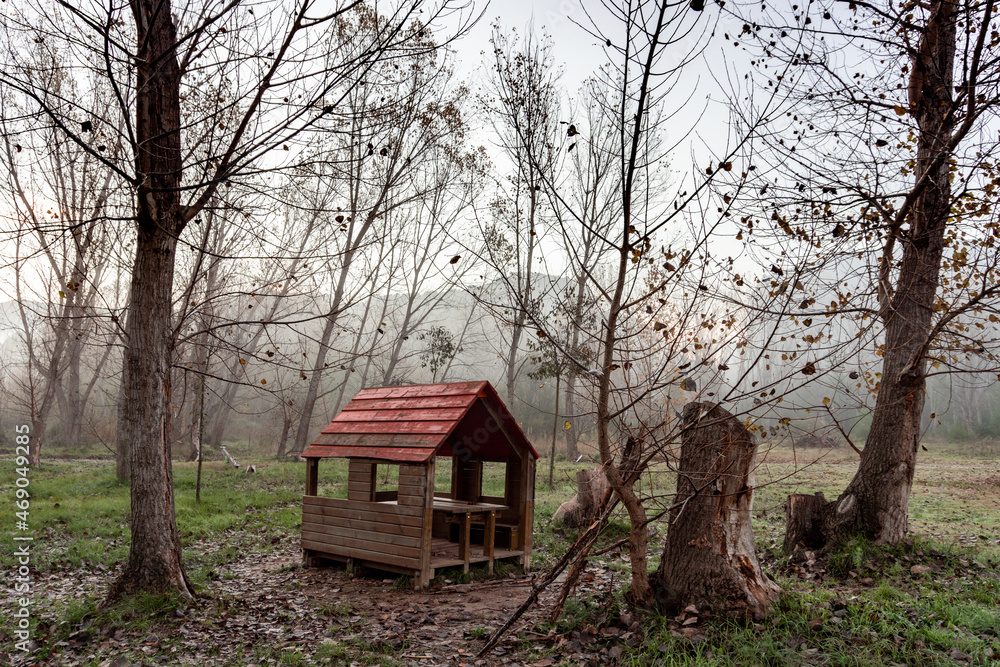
[373,463,400,502]
[434,460,453,497]
[481,461,507,503]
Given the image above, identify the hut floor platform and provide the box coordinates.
[429,538,523,570]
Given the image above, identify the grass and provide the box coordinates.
[0,459,305,572]
[617,567,1000,666]
[538,443,1000,666]
[1,442,998,665]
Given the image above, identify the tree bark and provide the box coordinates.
[652,402,779,619]
[109,222,193,600]
[596,244,651,605]
[783,492,827,555]
[115,382,130,481]
[107,0,193,602]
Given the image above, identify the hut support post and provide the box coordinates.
[305,458,318,496]
[485,510,496,575]
[418,459,435,590]
[459,512,471,573]
[521,456,535,572]
[303,459,319,566]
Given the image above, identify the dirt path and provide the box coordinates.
[20,543,570,666]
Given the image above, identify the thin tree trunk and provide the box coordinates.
[291,231,366,455]
[505,187,537,409]
[61,342,84,448]
[561,271,589,461]
[276,411,292,459]
[562,373,580,460]
[505,315,525,409]
[549,373,560,488]
[596,243,651,604]
[291,314,338,455]
[196,376,205,503]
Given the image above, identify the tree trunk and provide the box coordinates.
[504,317,524,411]
[819,1,956,547]
[205,391,233,451]
[107,0,193,602]
[276,411,292,458]
[783,492,827,555]
[61,344,84,449]
[561,267,590,462]
[548,373,560,487]
[290,244,360,455]
[27,417,45,467]
[596,249,651,605]
[504,188,536,410]
[290,315,338,455]
[552,467,609,528]
[562,373,580,460]
[652,402,779,619]
[108,222,193,600]
[185,376,200,462]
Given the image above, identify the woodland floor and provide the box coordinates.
[2,443,999,666]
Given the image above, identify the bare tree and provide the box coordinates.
[1,0,476,600]
[728,0,1000,547]
[475,0,796,612]
[548,76,627,459]
[478,25,560,409]
[376,145,486,385]
[0,61,125,464]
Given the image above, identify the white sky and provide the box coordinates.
[455,0,611,93]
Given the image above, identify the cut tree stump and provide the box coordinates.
[783,492,828,555]
[552,467,609,529]
[652,402,780,619]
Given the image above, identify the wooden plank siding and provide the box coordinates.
[303,495,423,524]
[347,460,375,501]
[397,464,428,508]
[301,495,424,571]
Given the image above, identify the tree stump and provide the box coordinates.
[652,402,780,619]
[552,467,609,528]
[783,492,827,555]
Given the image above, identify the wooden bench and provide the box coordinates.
[448,519,520,550]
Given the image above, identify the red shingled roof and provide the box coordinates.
[302,380,539,463]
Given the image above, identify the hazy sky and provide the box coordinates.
[449,0,737,162]
[455,0,612,93]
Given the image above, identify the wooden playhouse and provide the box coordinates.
[300,381,537,588]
